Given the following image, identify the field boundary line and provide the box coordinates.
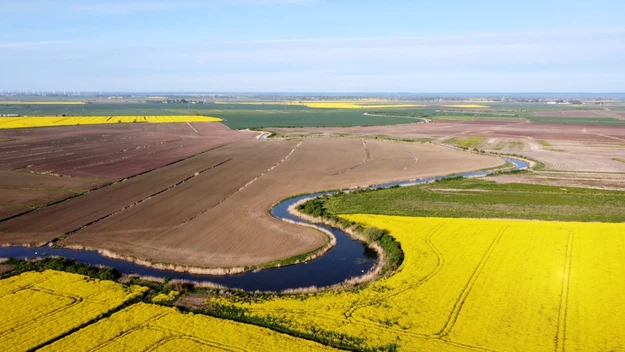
[185,122,200,135]
[555,230,574,352]
[0,132,143,157]
[180,141,303,226]
[402,151,418,171]
[87,316,171,351]
[331,139,371,176]
[0,142,233,225]
[62,158,233,238]
[54,139,195,174]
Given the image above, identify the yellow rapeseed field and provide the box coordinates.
[0,270,147,351]
[211,215,625,351]
[0,101,85,105]
[0,115,222,129]
[42,302,339,352]
[443,104,490,108]
[151,290,179,303]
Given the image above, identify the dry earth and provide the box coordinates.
[0,123,254,221]
[274,120,625,174]
[0,122,252,179]
[272,120,625,143]
[0,137,503,269]
[490,172,625,191]
[0,171,107,220]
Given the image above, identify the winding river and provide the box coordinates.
[0,157,529,291]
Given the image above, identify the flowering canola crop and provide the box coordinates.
[42,303,339,351]
[211,215,625,351]
[151,290,179,303]
[443,104,490,108]
[0,270,147,352]
[0,116,222,129]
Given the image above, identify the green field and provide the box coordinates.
[321,178,625,222]
[0,103,421,129]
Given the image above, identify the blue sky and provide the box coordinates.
[1,0,624,92]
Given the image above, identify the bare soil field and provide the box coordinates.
[521,140,625,173]
[0,139,285,246]
[491,171,625,191]
[0,170,106,220]
[0,206,27,220]
[0,122,252,180]
[0,188,77,207]
[274,121,625,175]
[476,137,625,173]
[0,137,503,269]
[0,170,103,190]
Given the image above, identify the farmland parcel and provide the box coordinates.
[211,215,625,351]
[0,271,338,352]
[0,116,222,129]
[0,137,503,269]
[0,270,146,351]
[42,303,339,352]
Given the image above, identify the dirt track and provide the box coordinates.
[0,137,503,268]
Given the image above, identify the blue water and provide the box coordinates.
[0,157,528,291]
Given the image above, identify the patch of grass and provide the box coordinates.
[538,140,552,147]
[324,178,625,223]
[492,142,505,151]
[613,158,625,164]
[507,141,525,150]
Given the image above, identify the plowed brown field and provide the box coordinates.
[533,110,623,118]
[0,170,106,220]
[0,137,503,268]
[0,122,253,221]
[0,122,251,179]
[274,120,625,143]
[275,121,625,174]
